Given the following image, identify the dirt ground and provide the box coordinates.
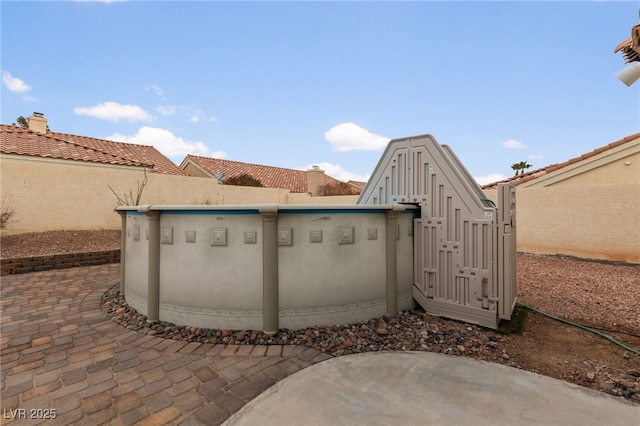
[483,312,639,400]
[1,230,639,403]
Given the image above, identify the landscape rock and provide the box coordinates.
[100,283,639,405]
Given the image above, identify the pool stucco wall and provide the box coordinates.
[120,204,417,331]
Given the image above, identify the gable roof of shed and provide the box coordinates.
[482,132,640,189]
[181,154,344,193]
[0,124,186,176]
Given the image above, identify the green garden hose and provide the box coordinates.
[516,302,640,356]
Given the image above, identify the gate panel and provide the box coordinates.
[497,183,517,320]
[359,134,516,329]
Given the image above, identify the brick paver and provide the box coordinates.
[0,264,330,425]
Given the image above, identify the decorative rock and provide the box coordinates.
[98,283,637,405]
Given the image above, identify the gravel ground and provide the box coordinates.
[0,230,121,258]
[102,284,502,356]
[516,253,640,335]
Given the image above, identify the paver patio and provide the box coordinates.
[0,264,331,425]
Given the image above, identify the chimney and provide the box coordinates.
[28,112,48,134]
[306,165,325,196]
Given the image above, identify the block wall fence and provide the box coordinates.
[2,154,638,264]
[483,183,639,264]
[0,154,358,235]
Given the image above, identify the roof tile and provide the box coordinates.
[482,132,640,189]
[0,124,186,176]
[183,155,343,193]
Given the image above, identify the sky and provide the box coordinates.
[2,1,639,185]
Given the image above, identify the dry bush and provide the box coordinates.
[0,199,18,229]
[107,169,148,206]
[223,174,264,187]
[316,182,358,196]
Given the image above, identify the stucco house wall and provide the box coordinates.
[483,134,640,263]
[520,142,639,188]
[180,161,211,179]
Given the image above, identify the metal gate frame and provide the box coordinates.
[358,134,516,328]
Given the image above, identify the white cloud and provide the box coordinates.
[528,152,544,161]
[300,162,370,183]
[74,101,153,122]
[184,107,216,123]
[154,105,216,122]
[325,122,389,152]
[146,85,167,100]
[474,173,508,186]
[501,139,527,149]
[155,105,177,116]
[106,127,227,162]
[2,70,31,93]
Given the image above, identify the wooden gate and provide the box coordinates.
[358,135,516,328]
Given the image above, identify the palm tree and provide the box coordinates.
[519,161,532,175]
[511,161,533,176]
[511,162,522,176]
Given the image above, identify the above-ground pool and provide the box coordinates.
[117,204,417,333]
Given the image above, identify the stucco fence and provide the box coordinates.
[484,183,640,264]
[0,154,358,235]
[2,154,638,264]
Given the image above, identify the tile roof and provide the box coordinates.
[347,180,367,191]
[182,155,344,193]
[0,124,186,176]
[482,132,640,189]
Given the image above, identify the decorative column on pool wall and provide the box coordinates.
[143,207,161,322]
[260,205,279,334]
[385,206,402,316]
[117,210,126,294]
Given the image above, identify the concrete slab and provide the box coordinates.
[224,351,640,426]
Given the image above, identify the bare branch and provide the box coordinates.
[107,168,149,206]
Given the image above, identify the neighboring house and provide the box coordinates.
[346,180,367,193]
[1,113,361,234]
[482,132,640,190]
[180,154,358,195]
[0,113,207,234]
[1,113,186,176]
[482,132,640,263]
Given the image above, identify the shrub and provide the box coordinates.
[224,174,264,187]
[316,182,358,196]
[0,200,17,229]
